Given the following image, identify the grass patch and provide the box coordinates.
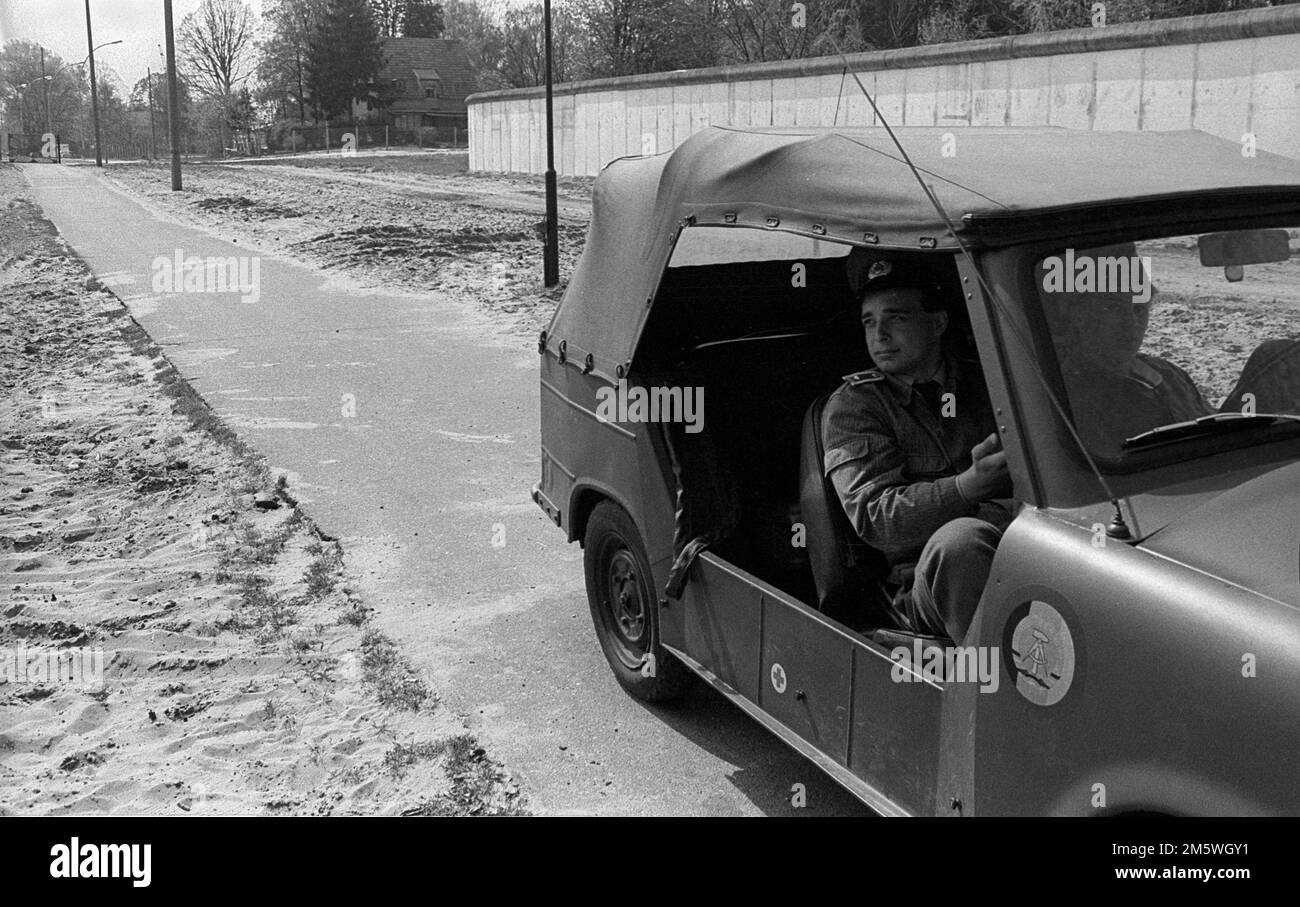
[213,508,305,582]
[232,573,296,638]
[338,598,369,626]
[382,740,444,778]
[304,541,344,599]
[360,628,433,712]
[399,734,527,817]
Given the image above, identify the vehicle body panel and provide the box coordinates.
[677,553,945,816]
[969,507,1300,816]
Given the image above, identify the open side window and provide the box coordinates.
[635,229,862,604]
[635,227,974,612]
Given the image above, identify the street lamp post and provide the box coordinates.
[542,0,559,288]
[165,0,182,190]
[41,47,51,135]
[147,67,157,160]
[84,0,103,166]
[15,83,29,133]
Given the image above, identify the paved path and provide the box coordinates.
[20,163,869,816]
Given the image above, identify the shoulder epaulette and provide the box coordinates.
[842,369,885,386]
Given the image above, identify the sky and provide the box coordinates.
[0,0,266,91]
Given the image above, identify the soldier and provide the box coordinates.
[1038,244,1213,454]
[823,257,1015,643]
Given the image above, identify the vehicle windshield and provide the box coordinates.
[1034,227,1300,462]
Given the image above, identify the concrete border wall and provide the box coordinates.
[467,7,1300,174]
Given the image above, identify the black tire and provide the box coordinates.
[583,500,688,702]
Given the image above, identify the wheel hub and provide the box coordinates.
[607,550,646,647]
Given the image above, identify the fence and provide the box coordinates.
[267,122,466,155]
[5,133,61,163]
[468,6,1300,175]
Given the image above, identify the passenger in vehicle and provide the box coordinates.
[1038,244,1212,453]
[1225,338,1300,415]
[823,257,1016,643]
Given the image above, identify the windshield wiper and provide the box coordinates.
[1122,412,1300,450]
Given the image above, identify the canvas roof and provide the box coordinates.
[547,126,1300,380]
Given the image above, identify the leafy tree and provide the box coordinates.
[371,0,405,34]
[229,84,257,131]
[404,0,447,36]
[258,0,330,121]
[371,0,445,36]
[89,71,137,155]
[306,0,387,120]
[0,40,88,137]
[130,70,193,146]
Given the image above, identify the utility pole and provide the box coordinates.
[41,47,51,135]
[84,0,102,167]
[15,83,28,134]
[164,0,182,190]
[147,66,157,161]
[542,0,559,288]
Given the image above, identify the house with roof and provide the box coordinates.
[356,37,476,135]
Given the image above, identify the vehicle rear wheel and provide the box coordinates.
[583,500,688,702]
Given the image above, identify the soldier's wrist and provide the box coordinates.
[946,472,977,509]
[954,470,979,507]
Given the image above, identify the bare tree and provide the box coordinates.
[569,0,708,78]
[495,2,579,87]
[714,0,807,63]
[180,0,257,154]
[180,0,257,99]
[444,0,506,88]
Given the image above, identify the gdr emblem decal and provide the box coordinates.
[1010,600,1076,706]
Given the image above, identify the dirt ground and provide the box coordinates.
[1135,239,1300,405]
[0,164,525,816]
[101,153,590,339]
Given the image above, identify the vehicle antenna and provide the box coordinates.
[833,66,847,126]
[826,42,1132,539]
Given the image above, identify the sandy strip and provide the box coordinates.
[0,165,525,816]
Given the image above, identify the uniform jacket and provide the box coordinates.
[1061,353,1212,454]
[821,355,1011,580]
